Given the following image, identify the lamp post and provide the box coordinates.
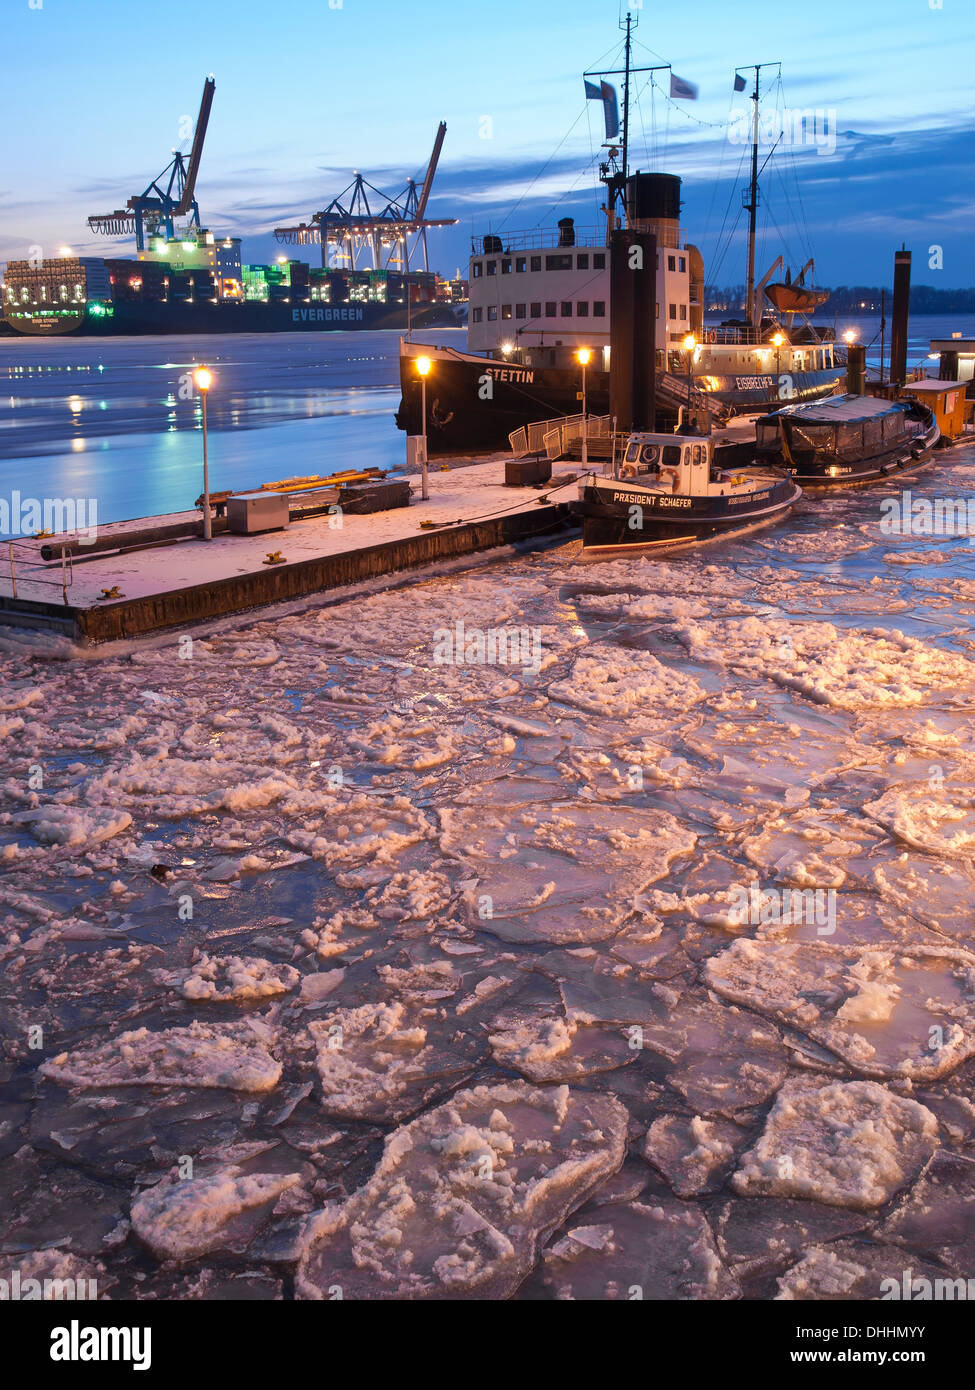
[194,365,213,540]
[415,356,431,500]
[682,333,696,417]
[771,332,784,399]
[576,347,591,467]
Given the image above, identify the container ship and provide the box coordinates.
[0,80,467,338]
[396,30,843,454]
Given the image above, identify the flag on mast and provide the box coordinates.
[670,74,699,100]
[734,72,747,92]
[584,79,620,139]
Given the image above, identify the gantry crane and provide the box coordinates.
[273,123,455,271]
[88,78,216,251]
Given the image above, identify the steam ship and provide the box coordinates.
[396,33,842,454]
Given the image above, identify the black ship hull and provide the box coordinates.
[573,475,801,551]
[0,300,462,338]
[396,345,841,455]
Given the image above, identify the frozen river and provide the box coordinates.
[1,325,975,1300]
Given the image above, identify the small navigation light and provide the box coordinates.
[682,334,696,352]
[415,356,432,377]
[771,332,785,347]
[194,367,213,392]
[576,348,591,365]
[843,330,858,344]
[500,342,514,356]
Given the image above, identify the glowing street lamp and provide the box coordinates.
[194,366,214,540]
[771,331,785,397]
[415,356,432,500]
[576,348,591,467]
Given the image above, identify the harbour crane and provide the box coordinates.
[88,78,216,251]
[273,123,456,272]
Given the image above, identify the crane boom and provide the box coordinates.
[177,77,216,215]
[414,122,446,222]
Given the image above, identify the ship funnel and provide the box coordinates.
[625,172,682,247]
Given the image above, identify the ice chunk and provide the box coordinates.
[548,645,706,716]
[40,1019,282,1093]
[775,1240,947,1301]
[732,1079,938,1209]
[642,1115,743,1197]
[537,1198,738,1300]
[130,1168,302,1261]
[296,1082,627,1299]
[308,1001,474,1122]
[706,938,975,1080]
[172,954,300,1002]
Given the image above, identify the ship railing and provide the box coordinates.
[4,539,74,605]
[475,227,607,255]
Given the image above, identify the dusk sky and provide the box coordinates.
[3,0,975,287]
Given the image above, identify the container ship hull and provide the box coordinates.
[1,300,462,338]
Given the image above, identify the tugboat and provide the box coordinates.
[754,394,941,487]
[573,425,801,552]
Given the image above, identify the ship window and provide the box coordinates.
[679,257,686,272]
[577,254,589,270]
[530,302,541,317]
[545,301,557,318]
[472,262,482,278]
[516,257,527,272]
[577,302,589,316]
[625,443,640,463]
[561,302,573,317]
[531,256,542,272]
[593,253,606,269]
[756,421,780,450]
[502,259,512,274]
[593,301,606,317]
[546,255,574,271]
[640,445,659,465]
[487,306,498,321]
[501,304,512,319]
[669,303,677,319]
[486,261,498,276]
[661,445,682,466]
[668,255,676,271]
[679,305,687,319]
[515,303,526,319]
[472,308,483,323]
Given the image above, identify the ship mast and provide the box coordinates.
[739,61,781,331]
[744,65,760,331]
[621,12,632,191]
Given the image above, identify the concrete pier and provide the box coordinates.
[0,457,580,643]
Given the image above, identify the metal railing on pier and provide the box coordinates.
[5,540,74,605]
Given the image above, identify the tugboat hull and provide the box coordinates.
[573,475,801,551]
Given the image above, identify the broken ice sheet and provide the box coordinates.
[487,1004,635,1083]
[130,1167,303,1262]
[872,856,975,942]
[706,938,975,1080]
[732,1078,938,1210]
[865,784,975,858]
[774,1240,947,1301]
[642,1114,745,1197]
[162,953,300,1002]
[880,1151,975,1268]
[296,1081,628,1299]
[308,1000,478,1123]
[39,1018,283,1093]
[535,1198,738,1301]
[441,802,696,945]
[713,1196,874,1284]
